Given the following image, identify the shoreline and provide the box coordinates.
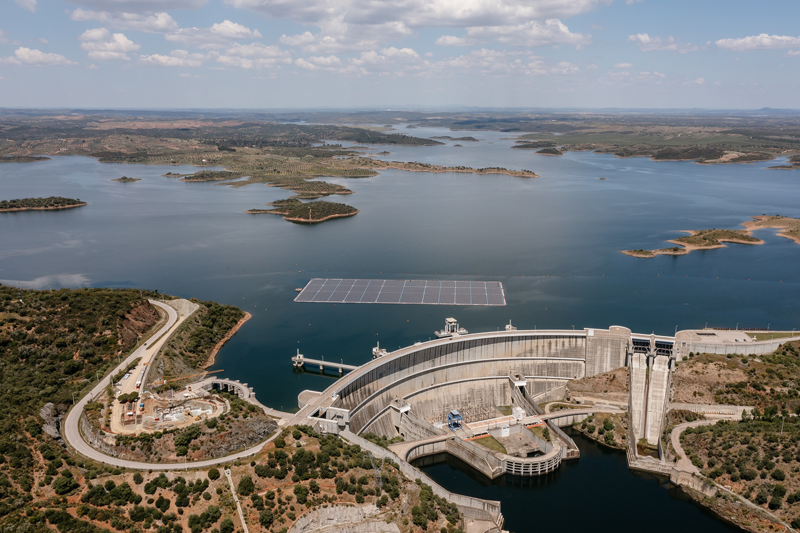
[284,210,359,223]
[622,225,773,258]
[358,159,538,178]
[201,311,252,369]
[742,215,800,245]
[0,202,88,213]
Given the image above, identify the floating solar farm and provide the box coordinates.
[294,279,506,306]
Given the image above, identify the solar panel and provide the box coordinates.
[294,279,506,306]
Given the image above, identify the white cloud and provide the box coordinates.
[625,0,643,4]
[613,62,632,68]
[87,63,99,69]
[70,9,179,33]
[213,42,292,68]
[435,19,590,48]
[140,49,205,67]
[295,55,342,70]
[685,77,705,85]
[787,50,800,57]
[234,0,607,51]
[280,19,411,53]
[0,31,8,44]
[715,34,800,51]
[430,48,581,77]
[79,28,140,61]
[66,0,206,12]
[226,0,609,27]
[38,38,48,44]
[629,33,697,53]
[166,20,262,49]
[15,0,36,13]
[1,47,76,66]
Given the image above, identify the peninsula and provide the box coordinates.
[622,215,800,258]
[352,157,538,177]
[0,196,87,212]
[0,155,49,163]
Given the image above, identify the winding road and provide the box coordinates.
[62,299,278,471]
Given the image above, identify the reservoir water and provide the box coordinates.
[414,429,741,533]
[1,127,798,531]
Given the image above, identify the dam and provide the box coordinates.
[294,324,782,482]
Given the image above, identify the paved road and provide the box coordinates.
[62,299,279,471]
[670,419,716,474]
[225,469,250,533]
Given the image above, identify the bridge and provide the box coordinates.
[291,352,358,374]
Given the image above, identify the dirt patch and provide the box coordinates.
[567,367,629,404]
[672,359,748,405]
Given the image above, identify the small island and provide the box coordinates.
[353,158,538,178]
[0,196,87,212]
[622,216,800,258]
[168,170,245,182]
[431,136,480,142]
[512,141,557,149]
[112,176,141,183]
[246,200,358,224]
[536,148,563,156]
[0,155,50,163]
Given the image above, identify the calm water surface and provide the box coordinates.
[415,429,741,533]
[1,127,798,531]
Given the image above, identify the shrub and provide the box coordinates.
[237,476,255,496]
[294,484,309,505]
[259,509,274,528]
[771,468,786,481]
[52,474,79,495]
[208,468,220,481]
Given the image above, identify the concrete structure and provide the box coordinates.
[319,327,633,439]
[674,329,786,359]
[292,351,358,374]
[292,326,639,486]
[627,334,676,447]
[190,377,256,400]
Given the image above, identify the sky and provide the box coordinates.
[0,0,798,109]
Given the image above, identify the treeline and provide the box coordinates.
[166,300,245,368]
[0,197,85,210]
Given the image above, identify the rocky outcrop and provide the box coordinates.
[118,301,160,349]
[40,402,63,441]
[289,505,400,533]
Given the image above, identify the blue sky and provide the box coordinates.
[0,0,798,109]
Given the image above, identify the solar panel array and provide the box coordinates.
[295,279,506,306]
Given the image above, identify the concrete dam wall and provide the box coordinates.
[330,328,631,435]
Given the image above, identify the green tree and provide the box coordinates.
[259,509,274,528]
[237,475,255,496]
[219,518,234,533]
[52,474,79,495]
